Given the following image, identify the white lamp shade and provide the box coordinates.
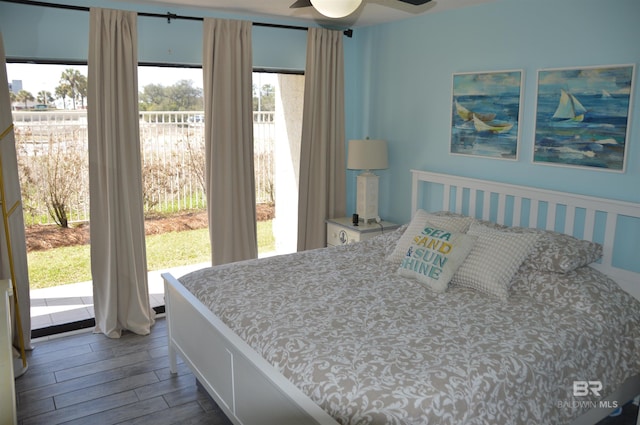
[310,0,362,18]
[347,139,388,170]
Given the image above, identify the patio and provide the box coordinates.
[29,262,209,335]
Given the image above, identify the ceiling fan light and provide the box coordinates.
[310,0,362,18]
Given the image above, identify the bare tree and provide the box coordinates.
[142,158,176,212]
[46,139,84,227]
[183,136,206,196]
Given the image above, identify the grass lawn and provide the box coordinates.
[28,220,275,289]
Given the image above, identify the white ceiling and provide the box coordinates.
[116,0,497,28]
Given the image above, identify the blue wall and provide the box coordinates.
[345,0,640,225]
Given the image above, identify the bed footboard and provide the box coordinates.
[162,272,339,425]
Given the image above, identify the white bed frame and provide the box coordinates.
[162,170,640,425]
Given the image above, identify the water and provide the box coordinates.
[534,93,630,170]
[450,94,521,160]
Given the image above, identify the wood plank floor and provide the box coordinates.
[15,318,233,425]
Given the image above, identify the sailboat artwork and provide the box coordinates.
[455,101,496,123]
[551,89,587,123]
[472,114,513,133]
[450,70,523,160]
[534,64,634,171]
[456,101,513,133]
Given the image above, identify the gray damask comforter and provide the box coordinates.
[179,228,640,425]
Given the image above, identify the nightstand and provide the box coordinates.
[326,217,400,247]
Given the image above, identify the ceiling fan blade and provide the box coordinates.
[395,0,432,5]
[290,0,312,8]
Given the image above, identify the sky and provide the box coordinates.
[7,63,277,96]
[6,63,204,96]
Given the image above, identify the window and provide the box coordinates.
[8,62,303,334]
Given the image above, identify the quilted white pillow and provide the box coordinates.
[386,210,474,264]
[398,223,477,293]
[451,222,539,300]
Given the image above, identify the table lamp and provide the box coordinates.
[347,139,388,223]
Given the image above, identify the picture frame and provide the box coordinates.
[533,64,635,172]
[450,69,523,160]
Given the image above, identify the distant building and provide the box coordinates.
[10,79,22,94]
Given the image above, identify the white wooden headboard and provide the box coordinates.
[411,170,640,302]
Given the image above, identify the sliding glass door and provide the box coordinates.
[8,62,304,335]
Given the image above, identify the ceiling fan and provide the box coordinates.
[290,0,433,19]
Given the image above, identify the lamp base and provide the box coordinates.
[356,172,379,223]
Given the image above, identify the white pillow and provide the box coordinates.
[398,223,477,293]
[386,210,474,264]
[451,222,539,300]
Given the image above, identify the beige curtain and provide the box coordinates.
[297,28,347,251]
[0,32,31,357]
[88,8,154,338]
[202,18,257,265]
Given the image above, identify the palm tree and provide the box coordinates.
[75,74,87,109]
[37,90,53,106]
[16,90,34,109]
[55,84,72,109]
[60,69,83,109]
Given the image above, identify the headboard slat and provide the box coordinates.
[601,214,617,269]
[443,183,451,212]
[497,194,506,225]
[469,189,478,218]
[455,187,464,214]
[530,200,540,229]
[513,197,522,227]
[584,210,595,242]
[565,205,576,236]
[546,203,557,231]
[482,192,490,221]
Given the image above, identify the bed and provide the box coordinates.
[162,170,640,425]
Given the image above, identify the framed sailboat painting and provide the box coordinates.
[533,64,635,171]
[450,69,523,160]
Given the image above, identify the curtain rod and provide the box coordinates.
[1,0,353,37]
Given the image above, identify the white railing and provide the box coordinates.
[12,110,275,226]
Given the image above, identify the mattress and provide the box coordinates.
[179,227,640,425]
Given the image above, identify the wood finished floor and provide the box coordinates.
[15,318,233,425]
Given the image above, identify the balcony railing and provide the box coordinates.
[12,110,275,226]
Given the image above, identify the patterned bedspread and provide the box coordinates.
[179,228,640,425]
